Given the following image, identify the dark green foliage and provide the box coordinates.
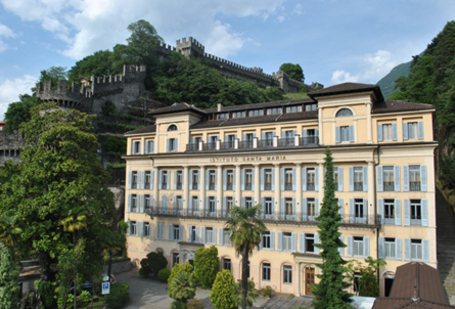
[3,94,35,134]
[171,300,187,309]
[158,268,171,282]
[105,283,129,309]
[168,262,194,300]
[38,66,67,90]
[140,252,168,277]
[68,50,117,83]
[103,137,127,157]
[345,257,387,297]
[0,246,21,309]
[168,270,198,304]
[210,270,237,309]
[312,147,353,309]
[97,120,143,133]
[234,280,259,308]
[35,280,56,309]
[279,63,305,82]
[261,286,273,297]
[101,100,116,117]
[79,290,91,303]
[193,246,219,288]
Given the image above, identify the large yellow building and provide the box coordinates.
[123,82,437,297]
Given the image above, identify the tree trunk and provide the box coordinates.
[39,252,52,283]
[242,245,249,309]
[108,250,112,278]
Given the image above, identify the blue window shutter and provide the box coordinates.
[271,197,275,215]
[403,122,408,140]
[213,229,217,245]
[241,197,245,209]
[189,196,193,212]
[233,169,236,191]
[418,121,424,140]
[261,132,265,140]
[363,166,368,191]
[128,171,133,189]
[241,169,245,190]
[395,199,402,226]
[280,168,284,191]
[252,169,255,191]
[205,170,209,191]
[377,166,383,191]
[299,233,305,253]
[141,195,145,213]
[422,199,428,227]
[206,197,209,213]
[292,233,297,252]
[347,236,353,257]
[404,199,410,226]
[260,197,265,218]
[173,197,177,214]
[338,167,343,191]
[219,228,224,246]
[338,198,344,222]
[302,168,307,191]
[394,166,401,191]
[166,139,169,152]
[349,125,355,142]
[292,197,296,215]
[281,130,285,138]
[349,167,354,191]
[188,225,192,242]
[302,129,307,137]
[420,165,427,192]
[396,238,402,260]
[423,239,430,262]
[378,199,384,225]
[335,126,340,143]
[293,130,297,137]
[151,141,155,153]
[378,238,385,259]
[363,199,368,222]
[404,239,411,261]
[242,133,246,141]
[156,223,160,239]
[292,168,296,191]
[138,142,141,154]
[260,169,264,191]
[151,170,154,190]
[168,224,173,240]
[271,168,275,191]
[377,124,383,142]
[161,195,167,212]
[280,197,285,220]
[315,167,319,191]
[349,199,354,223]
[145,141,149,153]
[201,227,206,244]
[403,166,409,191]
[302,198,307,220]
[315,128,319,141]
[315,198,319,216]
[214,169,218,190]
[314,234,320,254]
[222,197,227,216]
[392,123,398,141]
[179,225,183,241]
[189,170,193,190]
[277,232,282,251]
[338,236,344,256]
[364,237,370,258]
[126,221,131,236]
[223,170,227,191]
[195,227,199,243]
[140,171,145,189]
[127,194,132,212]
[271,231,275,251]
[167,170,171,190]
[174,171,177,190]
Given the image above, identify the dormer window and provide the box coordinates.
[336,108,353,117]
[168,125,177,131]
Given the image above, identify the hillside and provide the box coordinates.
[377,60,412,98]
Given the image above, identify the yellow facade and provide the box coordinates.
[123,83,437,297]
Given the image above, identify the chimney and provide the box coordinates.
[217,103,223,112]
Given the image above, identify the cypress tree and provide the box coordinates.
[312,147,353,308]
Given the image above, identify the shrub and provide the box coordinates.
[79,290,92,303]
[194,246,219,288]
[105,283,129,309]
[168,262,194,299]
[187,299,204,309]
[101,99,116,116]
[57,294,74,309]
[158,268,171,282]
[261,286,273,297]
[210,270,237,309]
[140,252,168,277]
[171,300,187,309]
[138,268,145,276]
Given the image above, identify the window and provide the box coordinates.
[385,238,396,258]
[209,170,216,190]
[161,171,168,189]
[306,234,315,252]
[131,171,138,189]
[307,198,316,220]
[168,125,177,131]
[176,171,183,190]
[410,199,422,225]
[383,166,394,191]
[285,105,302,113]
[232,111,246,118]
[223,229,230,246]
[383,124,392,141]
[283,266,292,284]
[168,138,177,151]
[245,197,253,209]
[227,197,234,213]
[244,134,254,148]
[216,113,229,120]
[192,171,199,190]
[265,198,273,217]
[305,103,317,111]
[223,258,231,271]
[266,107,282,115]
[226,135,235,148]
[307,168,315,191]
[190,226,197,243]
[227,170,234,190]
[285,169,293,190]
[130,221,137,235]
[172,252,179,267]
[208,197,216,216]
[262,232,271,249]
[353,237,364,257]
[173,225,180,241]
[265,132,274,146]
[145,140,154,153]
[144,194,152,212]
[355,199,364,221]
[353,273,361,293]
[411,239,422,260]
[284,130,295,145]
[245,169,253,190]
[263,263,271,281]
[384,199,395,224]
[157,249,163,255]
[283,232,292,251]
[340,126,351,142]
[408,122,418,140]
[409,165,421,191]
[206,227,215,244]
[143,223,150,237]
[336,108,353,117]
[248,109,264,117]
[265,169,273,190]
[132,141,141,154]
[175,196,183,214]
[130,194,138,212]
[210,136,219,144]
[144,171,152,189]
[285,198,294,219]
[191,196,199,215]
[354,167,363,191]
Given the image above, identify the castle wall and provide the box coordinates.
[0,130,25,165]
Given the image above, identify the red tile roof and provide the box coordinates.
[125,125,156,135]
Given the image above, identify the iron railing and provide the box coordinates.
[354,182,363,191]
[279,137,295,147]
[410,182,421,191]
[301,136,318,145]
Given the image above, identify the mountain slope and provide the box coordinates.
[377,61,412,98]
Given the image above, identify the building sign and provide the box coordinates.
[210,155,286,163]
[102,282,110,295]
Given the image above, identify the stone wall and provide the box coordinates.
[0,130,24,165]
[103,258,132,274]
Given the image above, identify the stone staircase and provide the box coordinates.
[436,188,455,304]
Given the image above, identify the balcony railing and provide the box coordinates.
[205,142,217,150]
[301,136,318,145]
[410,182,421,191]
[226,183,233,190]
[264,183,272,190]
[208,184,215,190]
[260,139,274,147]
[192,183,199,190]
[284,182,293,190]
[221,141,235,150]
[176,183,182,190]
[384,217,395,225]
[307,183,315,191]
[354,182,363,191]
[384,182,394,191]
[239,140,254,149]
[279,137,295,147]
[245,183,252,190]
[187,143,199,151]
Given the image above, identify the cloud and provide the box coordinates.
[1,0,286,60]
[331,50,398,84]
[293,3,303,15]
[0,22,16,52]
[0,75,36,120]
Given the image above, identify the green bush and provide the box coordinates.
[158,268,171,282]
[140,252,168,277]
[187,299,204,309]
[101,99,116,116]
[57,294,75,309]
[210,270,237,309]
[79,290,92,303]
[105,283,129,309]
[168,262,194,299]
[171,300,187,309]
[138,268,145,276]
[261,286,273,297]
[194,246,219,288]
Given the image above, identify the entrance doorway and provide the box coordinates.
[305,266,315,295]
[384,275,395,297]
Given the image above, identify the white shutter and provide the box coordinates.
[394,166,401,192]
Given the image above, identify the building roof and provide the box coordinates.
[125,125,156,135]
[372,100,435,114]
[148,103,206,116]
[308,82,384,102]
[373,298,455,309]
[204,98,315,114]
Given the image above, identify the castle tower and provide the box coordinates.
[176,37,205,59]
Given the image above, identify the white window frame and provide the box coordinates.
[383,124,392,141]
[408,122,418,140]
[130,221,137,235]
[305,233,315,252]
[385,238,396,258]
[283,232,292,251]
[262,263,271,281]
[262,231,271,249]
[131,194,138,212]
[340,126,350,142]
[411,239,423,260]
[143,223,150,237]
[353,237,364,257]
[173,224,180,241]
[283,266,292,284]
[132,141,141,154]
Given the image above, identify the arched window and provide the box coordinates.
[168,125,177,131]
[336,108,353,117]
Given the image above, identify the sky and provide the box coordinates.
[0,0,454,120]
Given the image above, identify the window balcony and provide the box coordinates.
[245,183,252,190]
[264,183,272,190]
[307,183,315,191]
[176,183,182,190]
[410,182,421,191]
[226,183,233,190]
[354,182,363,191]
[161,182,168,189]
[192,183,199,190]
[279,137,295,147]
[284,182,293,191]
[208,184,215,190]
[384,182,394,191]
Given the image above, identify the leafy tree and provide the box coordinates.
[168,262,194,299]
[345,257,386,297]
[225,205,266,309]
[193,246,219,288]
[101,99,116,116]
[38,66,67,89]
[68,50,116,83]
[279,63,305,82]
[3,94,35,134]
[312,147,353,309]
[210,270,237,309]
[140,252,168,278]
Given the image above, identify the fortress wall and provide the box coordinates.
[0,130,25,165]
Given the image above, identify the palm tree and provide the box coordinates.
[225,205,266,309]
